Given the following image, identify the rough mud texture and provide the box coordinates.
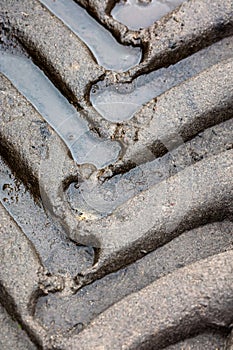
[35,221,233,335]
[64,251,233,350]
[1,0,104,105]
[0,203,47,347]
[226,331,233,350]
[0,0,233,349]
[76,0,233,78]
[0,303,36,350]
[163,330,229,350]
[121,58,233,165]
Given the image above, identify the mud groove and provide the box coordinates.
[0,1,232,349]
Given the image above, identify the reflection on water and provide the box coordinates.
[39,0,142,71]
[0,157,94,275]
[0,52,121,169]
[111,0,185,30]
[91,37,233,122]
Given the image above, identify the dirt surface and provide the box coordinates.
[0,0,233,349]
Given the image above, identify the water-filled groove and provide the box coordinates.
[91,37,233,122]
[0,157,94,276]
[0,52,121,169]
[111,0,185,30]
[39,0,142,72]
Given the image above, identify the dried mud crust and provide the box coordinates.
[0,0,233,349]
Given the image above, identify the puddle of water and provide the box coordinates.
[0,52,121,169]
[0,157,94,276]
[90,37,233,122]
[111,0,185,30]
[39,0,142,72]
